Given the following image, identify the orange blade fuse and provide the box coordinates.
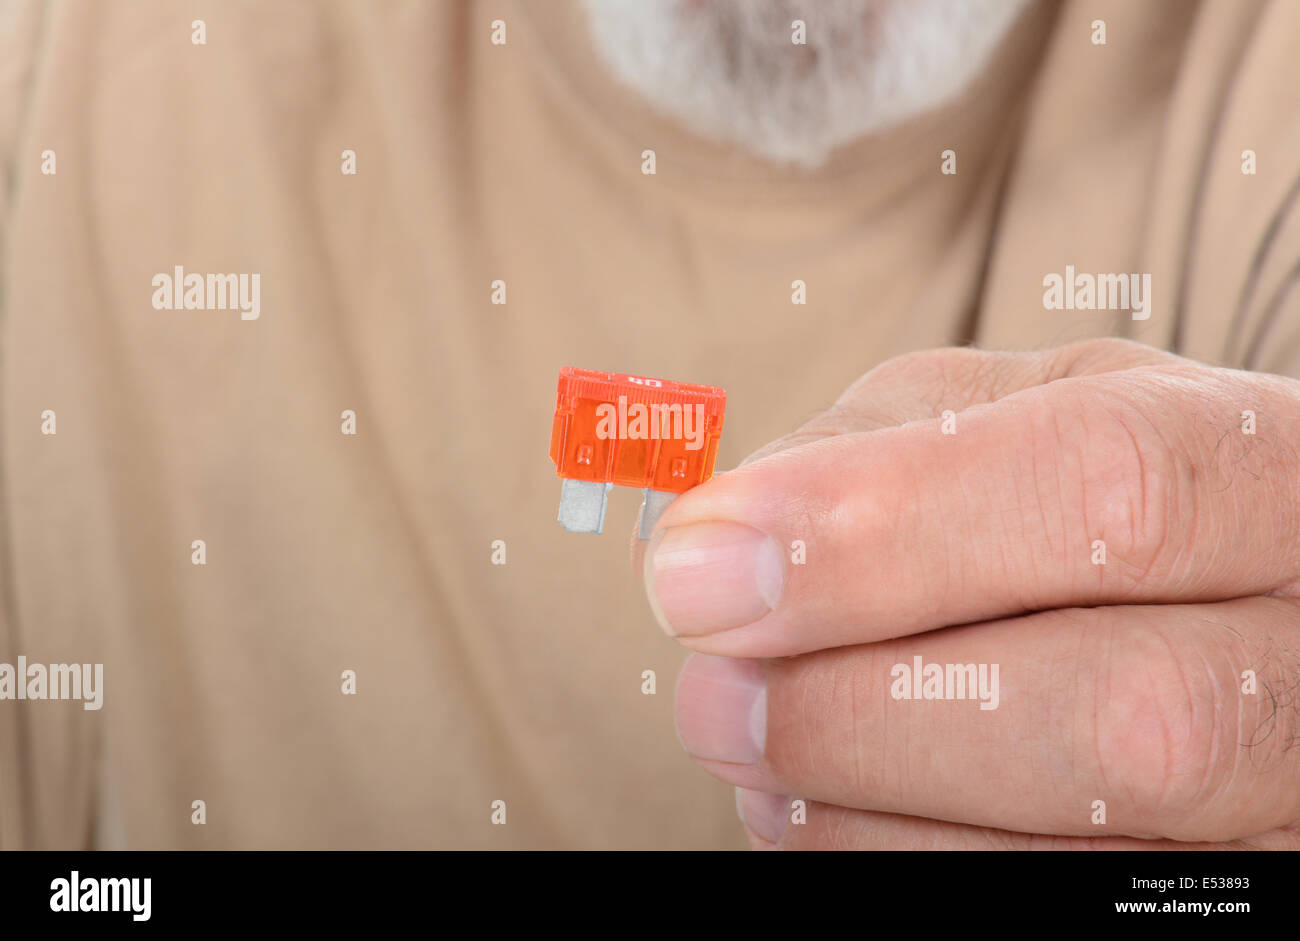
[549,367,727,537]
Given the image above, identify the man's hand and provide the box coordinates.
[637,339,1300,849]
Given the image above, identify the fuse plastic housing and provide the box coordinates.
[549,367,726,494]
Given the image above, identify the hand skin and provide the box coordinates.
[635,339,1300,850]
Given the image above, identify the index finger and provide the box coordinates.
[643,364,1300,657]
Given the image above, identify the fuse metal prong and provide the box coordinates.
[558,479,613,534]
[637,488,677,541]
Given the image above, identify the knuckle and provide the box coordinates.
[1032,382,1191,596]
[1052,337,1168,376]
[1091,626,1233,830]
[1081,337,1146,356]
[765,648,883,801]
[857,348,972,388]
[849,347,1026,411]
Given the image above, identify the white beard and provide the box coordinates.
[582,0,1032,168]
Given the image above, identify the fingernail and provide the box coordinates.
[644,522,784,637]
[674,654,766,764]
[735,787,790,844]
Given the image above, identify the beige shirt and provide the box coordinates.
[1,0,1297,848]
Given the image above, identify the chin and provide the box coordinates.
[583,0,1032,168]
